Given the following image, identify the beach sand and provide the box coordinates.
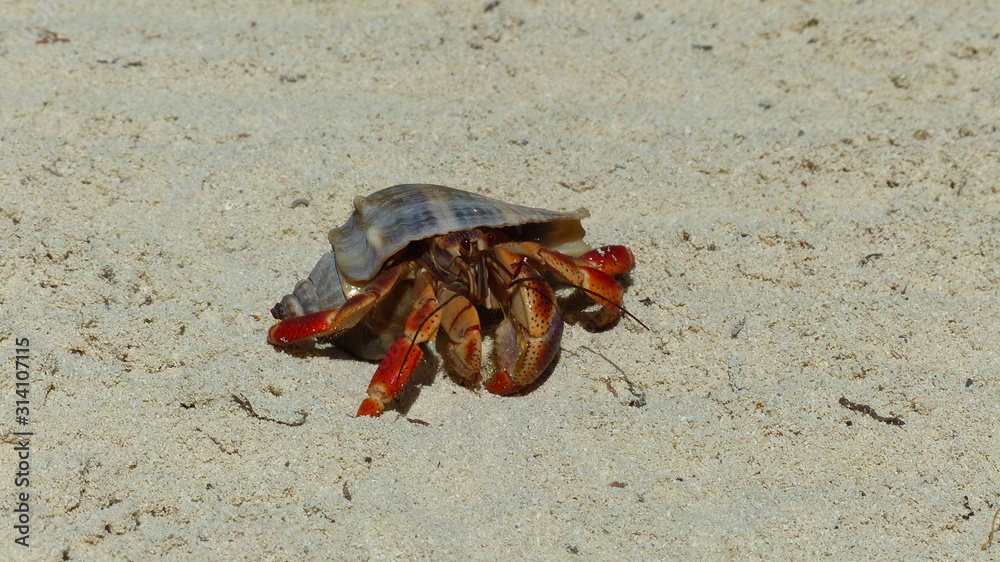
[2,1,998,559]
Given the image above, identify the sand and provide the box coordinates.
[1,1,998,559]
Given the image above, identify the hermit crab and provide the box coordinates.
[268,184,636,417]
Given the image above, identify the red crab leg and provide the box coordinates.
[484,249,563,396]
[267,264,410,346]
[437,288,483,385]
[504,242,634,327]
[578,245,635,276]
[357,271,442,417]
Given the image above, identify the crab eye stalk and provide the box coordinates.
[485,232,496,246]
[460,238,472,254]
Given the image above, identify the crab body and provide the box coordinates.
[268,184,635,416]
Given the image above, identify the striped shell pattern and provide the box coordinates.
[330,184,591,284]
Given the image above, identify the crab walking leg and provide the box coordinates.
[356,271,443,417]
[485,252,564,395]
[503,242,631,327]
[437,287,483,385]
[268,263,411,346]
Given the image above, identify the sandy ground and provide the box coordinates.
[1,0,998,559]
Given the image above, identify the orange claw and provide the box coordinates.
[484,250,564,395]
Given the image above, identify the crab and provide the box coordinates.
[268,184,635,417]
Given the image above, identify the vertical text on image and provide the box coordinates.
[13,337,32,548]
